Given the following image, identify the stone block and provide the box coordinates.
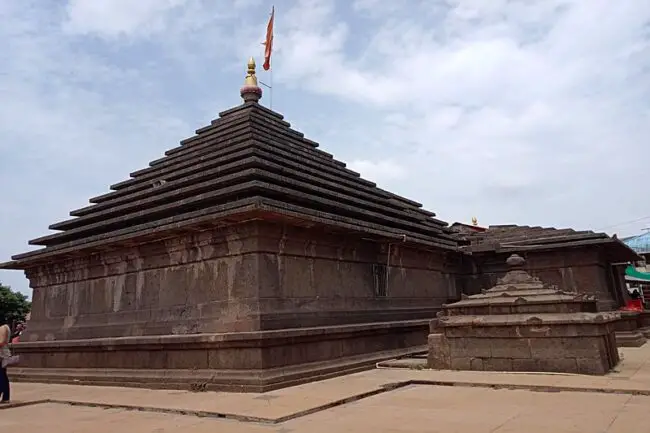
[560,336,604,358]
[529,336,604,359]
[529,337,596,359]
[209,347,263,369]
[443,327,469,338]
[536,357,578,374]
[450,357,472,370]
[489,338,531,358]
[576,358,607,375]
[469,357,484,371]
[515,324,553,338]
[483,358,513,371]
[512,358,538,372]
[447,325,518,339]
[529,338,561,359]
[544,323,597,338]
[427,333,450,369]
[448,337,491,358]
[164,350,210,369]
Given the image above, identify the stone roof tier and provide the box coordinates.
[458,224,639,263]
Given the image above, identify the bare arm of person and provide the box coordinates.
[0,326,8,347]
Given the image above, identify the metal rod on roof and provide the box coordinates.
[259,78,273,110]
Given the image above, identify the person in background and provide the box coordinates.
[11,323,25,344]
[0,321,12,403]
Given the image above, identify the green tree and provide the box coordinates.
[0,282,31,325]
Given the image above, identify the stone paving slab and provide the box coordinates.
[7,372,394,422]
[296,386,649,433]
[3,386,650,433]
[0,403,272,433]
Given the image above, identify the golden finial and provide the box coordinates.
[471,217,478,226]
[240,56,262,103]
[244,56,258,87]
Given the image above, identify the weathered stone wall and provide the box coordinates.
[24,222,263,341]
[23,220,462,341]
[254,222,461,330]
[461,247,623,311]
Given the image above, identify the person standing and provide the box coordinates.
[0,321,11,403]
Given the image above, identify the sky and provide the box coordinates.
[1,0,649,296]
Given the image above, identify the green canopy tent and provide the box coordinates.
[625,265,650,283]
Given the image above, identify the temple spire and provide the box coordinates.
[240,56,263,103]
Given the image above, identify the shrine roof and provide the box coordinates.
[0,58,457,269]
[456,224,639,262]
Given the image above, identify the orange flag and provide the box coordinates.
[263,6,274,71]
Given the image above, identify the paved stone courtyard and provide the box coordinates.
[3,345,650,432]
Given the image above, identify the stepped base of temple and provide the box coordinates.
[11,320,427,392]
[614,311,649,347]
[615,331,647,347]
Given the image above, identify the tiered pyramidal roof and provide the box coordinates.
[2,58,457,269]
[459,224,639,261]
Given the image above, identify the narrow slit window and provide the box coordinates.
[373,264,388,297]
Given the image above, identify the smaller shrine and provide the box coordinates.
[428,254,620,375]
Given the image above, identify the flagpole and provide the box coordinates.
[259,70,273,110]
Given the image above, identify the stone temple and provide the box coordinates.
[0,58,643,391]
[0,58,461,391]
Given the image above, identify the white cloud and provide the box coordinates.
[0,1,197,295]
[63,0,190,38]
